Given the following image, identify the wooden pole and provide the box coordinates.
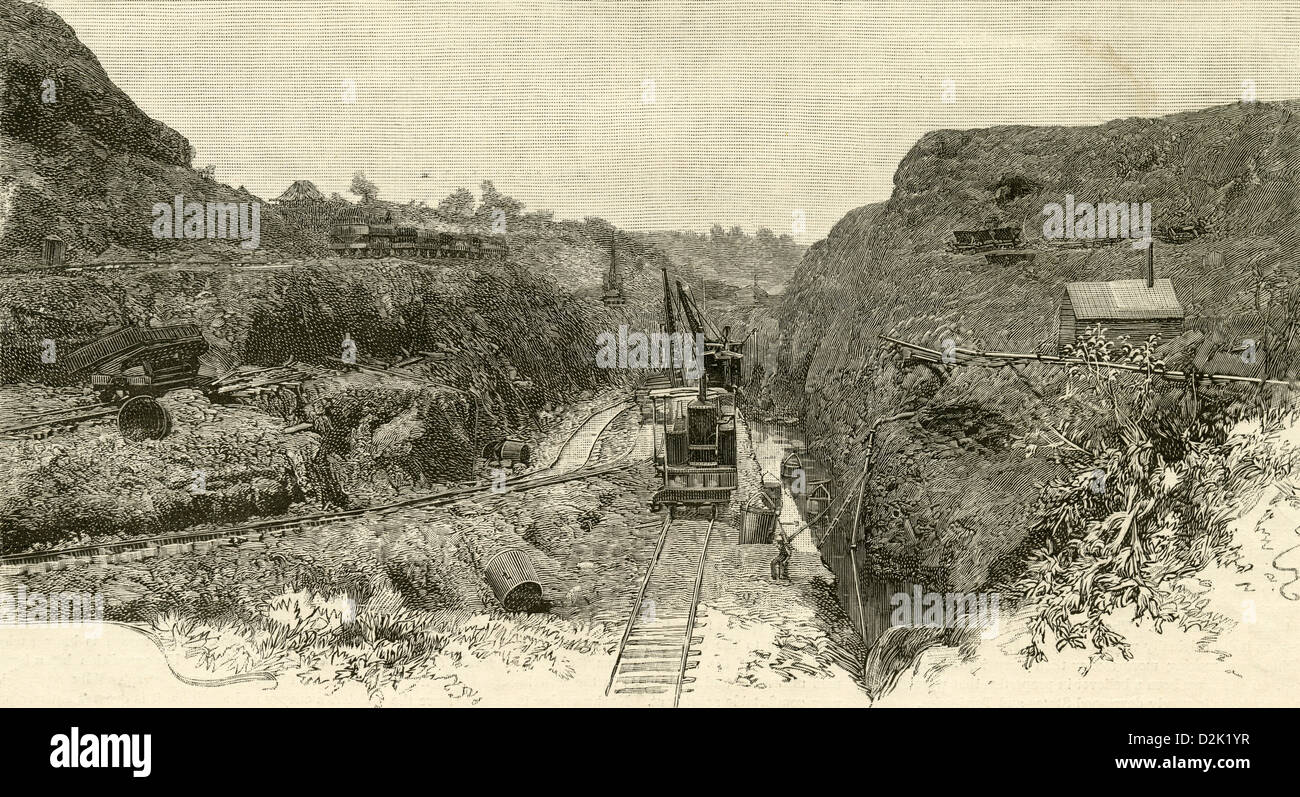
[846,411,917,647]
[651,396,660,477]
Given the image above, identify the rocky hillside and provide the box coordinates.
[770,100,1300,593]
[0,0,315,262]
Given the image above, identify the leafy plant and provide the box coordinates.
[1014,327,1250,668]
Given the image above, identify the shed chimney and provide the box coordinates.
[1146,240,1154,288]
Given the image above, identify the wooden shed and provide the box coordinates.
[1058,278,1183,352]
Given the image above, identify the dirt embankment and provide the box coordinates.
[766,100,1300,592]
[0,255,637,550]
[0,0,319,262]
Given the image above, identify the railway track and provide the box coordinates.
[0,396,637,571]
[0,404,118,439]
[605,508,715,707]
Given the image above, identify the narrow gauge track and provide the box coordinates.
[605,508,715,707]
[0,404,118,439]
[0,398,635,569]
[0,253,502,278]
[0,260,277,277]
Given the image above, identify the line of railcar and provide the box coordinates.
[328,210,508,260]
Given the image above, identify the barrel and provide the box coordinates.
[43,235,66,267]
[499,439,531,466]
[118,395,172,441]
[687,398,718,464]
[665,426,689,465]
[739,491,779,545]
[482,548,543,612]
[716,425,736,466]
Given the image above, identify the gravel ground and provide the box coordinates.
[0,388,314,553]
[2,391,874,706]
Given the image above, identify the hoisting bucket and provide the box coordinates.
[739,490,779,545]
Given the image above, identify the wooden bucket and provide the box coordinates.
[780,450,805,480]
[483,548,543,612]
[739,491,779,545]
[500,439,531,466]
[806,482,832,518]
[484,437,532,466]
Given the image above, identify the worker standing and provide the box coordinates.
[770,526,792,583]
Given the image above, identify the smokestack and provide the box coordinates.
[1146,240,1155,288]
[698,370,709,403]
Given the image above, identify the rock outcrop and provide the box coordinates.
[770,100,1300,591]
[0,0,314,262]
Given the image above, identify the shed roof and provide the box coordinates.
[1064,279,1183,320]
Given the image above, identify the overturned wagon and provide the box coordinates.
[60,324,208,402]
[948,227,1021,254]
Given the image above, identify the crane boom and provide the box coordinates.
[676,280,704,335]
[661,268,678,336]
[675,280,722,340]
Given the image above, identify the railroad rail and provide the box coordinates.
[0,397,637,570]
[0,260,272,277]
[605,507,715,707]
[0,253,497,278]
[0,404,118,439]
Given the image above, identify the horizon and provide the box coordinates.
[39,0,1300,243]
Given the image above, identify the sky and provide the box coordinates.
[39,0,1300,242]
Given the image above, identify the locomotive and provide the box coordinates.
[649,375,739,512]
[647,266,744,513]
[328,209,508,260]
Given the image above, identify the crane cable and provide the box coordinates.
[777,410,919,547]
[771,463,870,547]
